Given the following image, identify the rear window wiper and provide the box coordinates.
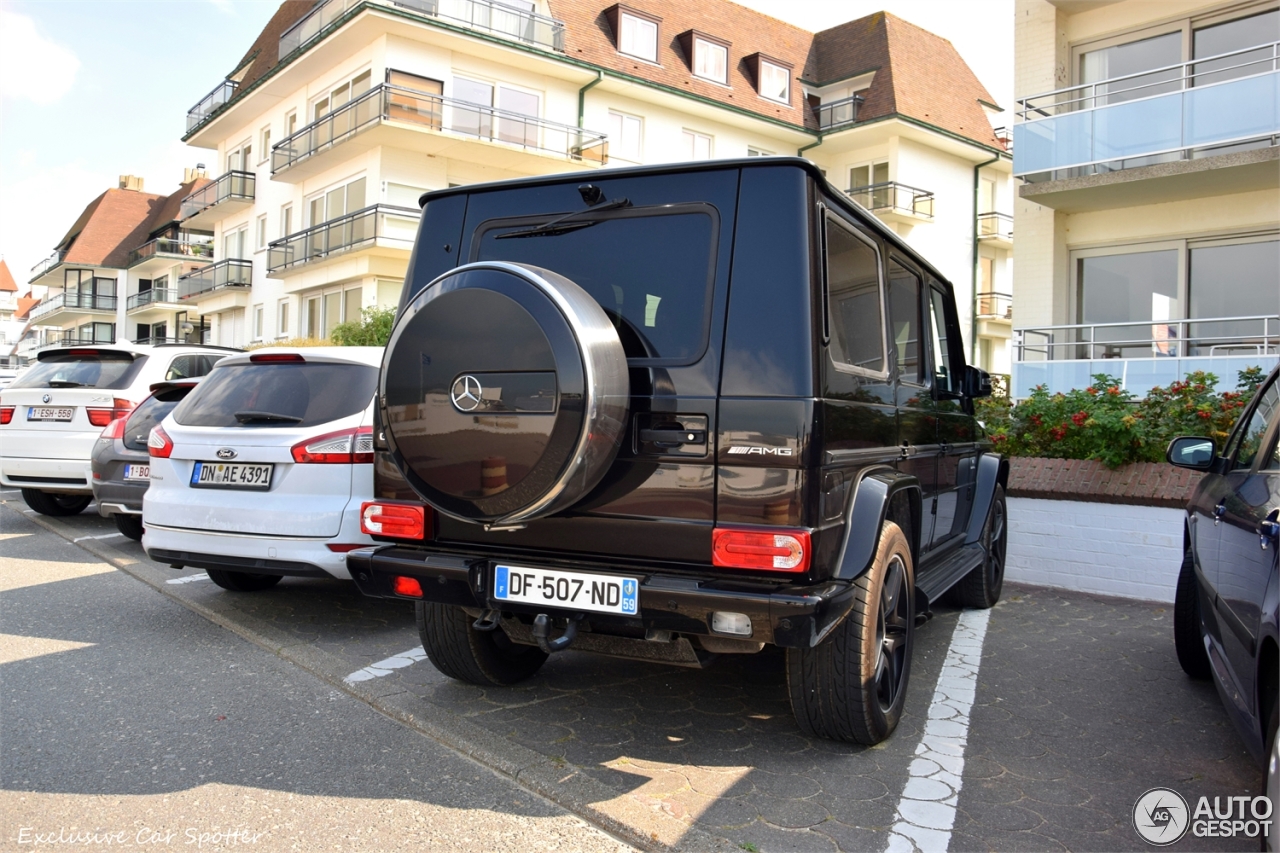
[495,197,631,239]
[234,411,303,424]
[46,380,88,388]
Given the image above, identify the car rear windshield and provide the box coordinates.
[474,205,718,363]
[172,362,378,428]
[123,386,195,451]
[9,351,146,391]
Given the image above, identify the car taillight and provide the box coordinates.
[100,417,126,440]
[291,427,374,464]
[86,408,114,427]
[392,576,424,598]
[148,425,174,458]
[112,397,135,420]
[712,527,811,572]
[250,353,305,363]
[0,406,12,425]
[360,501,429,539]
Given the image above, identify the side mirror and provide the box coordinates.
[965,365,992,399]
[1166,436,1216,471]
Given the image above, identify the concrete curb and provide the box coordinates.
[5,502,733,853]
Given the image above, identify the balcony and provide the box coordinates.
[126,287,181,312]
[270,84,607,181]
[1014,41,1280,183]
[178,259,253,312]
[127,237,214,276]
[845,182,934,224]
[816,95,865,131]
[977,212,1013,247]
[29,291,118,322]
[993,126,1012,152]
[29,250,67,284]
[976,291,1013,321]
[1012,314,1280,397]
[267,205,419,283]
[186,80,239,134]
[179,171,256,229]
[279,0,566,59]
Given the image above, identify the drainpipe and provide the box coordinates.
[577,70,604,128]
[970,153,1000,366]
[797,135,823,158]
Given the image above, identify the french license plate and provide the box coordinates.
[493,565,639,616]
[27,406,74,422]
[123,464,150,481]
[190,461,273,490]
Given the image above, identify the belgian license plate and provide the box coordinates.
[190,461,273,490]
[27,406,74,422]
[493,565,639,616]
[123,464,150,481]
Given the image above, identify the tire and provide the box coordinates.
[204,569,283,592]
[949,484,1007,609]
[21,489,92,517]
[113,514,144,541]
[1174,549,1212,680]
[417,601,548,686]
[1264,702,1278,852]
[787,521,915,744]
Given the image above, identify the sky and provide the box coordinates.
[0,0,1012,294]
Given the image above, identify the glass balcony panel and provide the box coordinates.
[266,205,420,274]
[1092,92,1183,162]
[1184,71,1279,148]
[178,259,252,299]
[1014,110,1094,174]
[179,171,256,220]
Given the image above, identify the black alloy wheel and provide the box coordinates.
[875,554,912,712]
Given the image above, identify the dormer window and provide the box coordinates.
[693,37,727,84]
[618,9,658,63]
[759,60,790,104]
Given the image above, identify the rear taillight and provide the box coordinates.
[291,427,373,464]
[100,417,126,440]
[712,527,811,572]
[0,406,12,425]
[87,399,132,426]
[392,576,425,598]
[86,408,114,427]
[250,353,305,363]
[148,425,173,458]
[360,501,429,539]
[112,397,134,420]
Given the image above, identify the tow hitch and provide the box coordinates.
[531,613,583,653]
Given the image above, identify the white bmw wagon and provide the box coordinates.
[142,347,381,592]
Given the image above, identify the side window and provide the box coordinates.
[928,286,958,395]
[1231,378,1279,470]
[825,216,885,375]
[887,258,922,383]
[165,356,196,381]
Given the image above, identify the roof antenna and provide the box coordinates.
[577,184,605,206]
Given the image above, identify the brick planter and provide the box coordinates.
[1007,457,1203,509]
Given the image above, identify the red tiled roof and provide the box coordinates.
[15,294,40,321]
[0,259,17,292]
[57,188,166,269]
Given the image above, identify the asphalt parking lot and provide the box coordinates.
[3,494,1266,852]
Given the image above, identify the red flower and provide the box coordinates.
[1071,411,1088,426]
[1030,414,1043,426]
[1051,426,1067,441]
[1106,387,1121,396]
[1086,386,1098,395]
[1198,411,1211,420]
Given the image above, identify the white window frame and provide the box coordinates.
[227,141,252,173]
[255,214,268,251]
[281,204,293,239]
[747,146,773,157]
[608,110,644,163]
[619,12,658,63]
[693,37,728,84]
[759,60,791,105]
[258,126,271,163]
[277,298,290,337]
[681,129,712,160]
[252,304,264,340]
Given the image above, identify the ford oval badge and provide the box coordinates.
[216,448,237,460]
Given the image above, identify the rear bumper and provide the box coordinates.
[93,480,146,516]
[346,546,855,649]
[0,456,93,493]
[143,523,356,580]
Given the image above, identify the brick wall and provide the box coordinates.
[1007,457,1202,509]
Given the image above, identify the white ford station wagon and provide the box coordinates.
[142,347,381,592]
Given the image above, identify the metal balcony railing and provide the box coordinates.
[186,80,239,134]
[845,182,935,218]
[271,84,607,174]
[133,336,185,346]
[126,288,180,310]
[1014,40,1280,177]
[976,292,1013,320]
[816,94,864,131]
[1015,315,1280,361]
[29,291,118,320]
[267,204,420,273]
[280,0,565,58]
[178,259,253,300]
[29,250,67,282]
[179,170,255,220]
[127,238,214,267]
[977,212,1013,241]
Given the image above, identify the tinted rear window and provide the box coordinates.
[172,362,378,428]
[10,351,146,391]
[474,205,717,363]
[123,386,195,451]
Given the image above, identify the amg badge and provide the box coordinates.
[727,446,794,456]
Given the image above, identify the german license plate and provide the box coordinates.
[493,565,639,616]
[190,461,273,490]
[123,464,150,481]
[27,406,74,422]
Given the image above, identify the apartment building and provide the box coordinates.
[1012,0,1279,396]
[0,261,22,367]
[170,0,1011,365]
[24,173,217,352]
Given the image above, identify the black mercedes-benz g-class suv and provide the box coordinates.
[349,157,1008,745]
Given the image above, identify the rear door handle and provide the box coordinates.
[1214,503,1226,524]
[640,429,706,447]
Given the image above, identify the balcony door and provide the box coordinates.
[305,178,367,258]
[848,162,889,209]
[387,70,443,129]
[452,77,539,147]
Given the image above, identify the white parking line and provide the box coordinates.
[343,646,428,683]
[166,573,211,585]
[885,608,992,853]
[73,532,126,542]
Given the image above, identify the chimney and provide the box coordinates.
[183,164,208,183]
[118,175,144,192]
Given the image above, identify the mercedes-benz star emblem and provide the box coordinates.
[41,394,51,404]
[450,375,483,412]
[216,448,237,460]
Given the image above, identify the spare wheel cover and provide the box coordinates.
[381,262,629,527]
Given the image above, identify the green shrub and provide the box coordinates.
[330,306,396,347]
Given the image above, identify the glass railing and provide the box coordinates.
[178,259,253,300]
[1014,40,1279,177]
[845,182,935,218]
[29,250,66,282]
[271,84,608,173]
[976,292,1013,320]
[267,205,420,273]
[186,80,239,134]
[179,170,256,220]
[280,0,565,58]
[977,212,1013,241]
[126,288,180,310]
[817,94,864,130]
[127,238,214,267]
[30,291,118,320]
